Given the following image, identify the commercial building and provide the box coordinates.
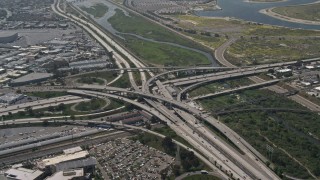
[0,68,6,74]
[4,167,44,180]
[52,157,97,173]
[276,68,292,77]
[37,151,89,170]
[10,73,53,86]
[45,169,85,180]
[0,93,24,104]
[0,32,18,43]
[63,146,83,155]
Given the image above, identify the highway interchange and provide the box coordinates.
[1,0,320,179]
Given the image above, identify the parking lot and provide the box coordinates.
[91,138,175,180]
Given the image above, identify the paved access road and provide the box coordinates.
[0,95,89,116]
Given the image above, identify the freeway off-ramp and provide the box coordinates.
[2,81,281,179]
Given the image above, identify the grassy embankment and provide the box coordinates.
[173,15,320,66]
[197,89,320,178]
[72,71,123,85]
[183,174,221,180]
[80,3,108,18]
[0,9,7,19]
[74,98,107,112]
[188,78,253,97]
[27,91,68,98]
[2,92,124,120]
[272,3,320,22]
[76,77,105,85]
[108,10,211,66]
[248,0,283,2]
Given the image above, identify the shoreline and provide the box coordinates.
[259,7,320,25]
[244,0,287,4]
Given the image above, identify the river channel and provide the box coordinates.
[73,0,219,66]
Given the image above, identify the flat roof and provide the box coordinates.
[276,69,292,73]
[55,157,97,172]
[11,73,53,84]
[45,168,83,180]
[5,168,43,180]
[39,151,89,167]
[63,146,82,155]
[0,32,17,38]
[0,93,23,102]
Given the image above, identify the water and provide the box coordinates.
[74,0,219,66]
[195,0,320,30]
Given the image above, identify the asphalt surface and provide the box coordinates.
[0,95,90,116]
[4,0,316,179]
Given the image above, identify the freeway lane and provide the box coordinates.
[73,87,278,179]
[5,0,293,178]
[191,79,280,100]
[214,37,320,112]
[1,85,279,179]
[176,68,271,101]
[53,0,140,90]
[73,90,244,179]
[1,84,280,179]
[80,90,265,179]
[0,95,90,116]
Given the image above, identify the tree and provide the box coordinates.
[162,136,175,154]
[57,103,66,111]
[173,165,181,176]
[70,115,76,121]
[145,123,151,130]
[268,69,275,74]
[180,149,200,171]
[48,106,54,112]
[42,120,49,126]
[25,106,34,116]
[296,60,303,67]
[18,111,25,116]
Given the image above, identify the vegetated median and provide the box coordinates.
[188,77,253,98]
[121,35,210,66]
[107,9,213,66]
[197,89,320,179]
[182,174,221,180]
[70,71,119,83]
[74,98,107,112]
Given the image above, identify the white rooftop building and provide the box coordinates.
[45,169,84,180]
[0,93,24,104]
[63,146,82,155]
[4,167,44,180]
[37,151,89,169]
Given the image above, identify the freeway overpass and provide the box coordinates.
[191,79,280,100]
